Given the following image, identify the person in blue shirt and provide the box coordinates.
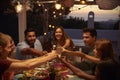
[16,28,47,60]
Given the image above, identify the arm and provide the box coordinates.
[7,50,57,71]
[16,41,46,57]
[62,48,100,63]
[84,54,100,63]
[7,57,21,62]
[60,57,96,80]
[21,48,47,56]
[63,39,71,49]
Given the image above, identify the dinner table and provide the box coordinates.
[14,60,84,80]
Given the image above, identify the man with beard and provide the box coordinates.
[16,28,47,60]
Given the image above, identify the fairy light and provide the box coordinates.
[44,32,47,35]
[15,1,23,13]
[80,0,86,4]
[55,3,61,10]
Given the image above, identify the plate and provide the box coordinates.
[33,69,49,79]
[23,69,36,77]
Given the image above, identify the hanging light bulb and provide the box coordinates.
[80,0,86,4]
[44,32,47,35]
[15,1,23,13]
[49,25,52,29]
[55,3,61,10]
[52,25,55,28]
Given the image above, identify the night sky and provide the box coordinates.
[0,0,19,44]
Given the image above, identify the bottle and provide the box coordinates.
[49,61,56,80]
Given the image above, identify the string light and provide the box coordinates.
[15,1,22,13]
[53,11,56,14]
[49,25,52,28]
[52,25,55,28]
[44,32,47,35]
[55,3,61,10]
[59,13,62,16]
[53,15,56,18]
[80,0,86,4]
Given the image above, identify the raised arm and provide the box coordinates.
[7,57,21,62]
[21,48,47,56]
[83,54,100,63]
[62,39,71,49]
[7,50,57,71]
[59,47,100,63]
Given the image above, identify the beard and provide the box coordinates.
[26,39,36,46]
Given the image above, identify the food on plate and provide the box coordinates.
[23,68,49,79]
[24,69,35,77]
[54,63,68,71]
[54,63,69,76]
[34,69,49,79]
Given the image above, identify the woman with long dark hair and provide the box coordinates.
[52,26,75,50]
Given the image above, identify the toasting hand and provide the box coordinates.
[56,47,67,53]
[41,51,48,56]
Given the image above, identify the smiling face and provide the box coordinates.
[55,28,63,41]
[25,31,36,46]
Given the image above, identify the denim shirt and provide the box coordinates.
[16,39,43,60]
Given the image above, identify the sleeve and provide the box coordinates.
[16,42,29,60]
[16,42,29,51]
[35,39,43,51]
[0,59,12,73]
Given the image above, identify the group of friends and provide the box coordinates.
[0,26,120,80]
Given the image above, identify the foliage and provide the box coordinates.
[27,11,44,36]
[55,16,87,29]
[94,20,119,30]
[113,20,119,30]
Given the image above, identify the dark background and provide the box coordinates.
[0,0,18,45]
